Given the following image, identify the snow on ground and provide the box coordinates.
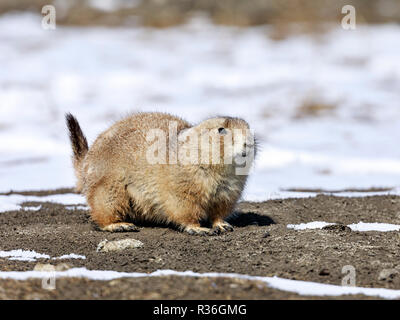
[22,205,42,211]
[65,205,89,210]
[246,187,400,201]
[347,221,400,232]
[288,221,400,232]
[52,253,86,260]
[0,193,86,212]
[0,267,399,299]
[0,250,86,261]
[0,250,50,262]
[287,221,335,230]
[1,13,400,200]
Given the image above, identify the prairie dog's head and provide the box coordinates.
[177,117,256,173]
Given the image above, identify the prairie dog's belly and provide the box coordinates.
[126,182,170,224]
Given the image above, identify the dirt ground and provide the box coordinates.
[0,190,400,299]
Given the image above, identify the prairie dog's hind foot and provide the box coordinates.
[100,222,139,233]
[212,221,234,234]
[184,225,214,236]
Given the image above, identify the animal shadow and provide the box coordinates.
[90,211,275,231]
[226,211,275,228]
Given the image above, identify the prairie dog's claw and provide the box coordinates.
[212,221,234,234]
[100,223,139,232]
[184,222,233,236]
[184,226,214,236]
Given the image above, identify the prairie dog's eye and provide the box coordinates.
[218,127,227,135]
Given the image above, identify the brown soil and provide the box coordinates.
[0,191,400,299]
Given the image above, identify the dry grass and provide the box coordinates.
[294,100,337,119]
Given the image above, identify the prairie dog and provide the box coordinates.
[66,112,255,235]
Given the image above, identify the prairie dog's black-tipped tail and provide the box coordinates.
[66,113,88,192]
[66,113,88,161]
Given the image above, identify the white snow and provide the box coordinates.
[53,254,86,260]
[0,193,86,213]
[347,221,400,232]
[22,205,42,211]
[0,267,400,299]
[0,249,50,262]
[1,14,400,200]
[0,249,86,261]
[287,221,335,230]
[87,0,141,12]
[288,221,400,232]
[65,205,89,211]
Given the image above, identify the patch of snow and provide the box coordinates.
[22,205,42,211]
[288,221,400,232]
[0,267,400,299]
[347,221,400,232]
[53,254,86,260]
[245,188,400,202]
[0,250,86,262]
[65,205,89,210]
[287,221,335,230]
[0,194,86,213]
[87,0,141,12]
[0,250,50,262]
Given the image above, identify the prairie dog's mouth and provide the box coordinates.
[241,143,255,157]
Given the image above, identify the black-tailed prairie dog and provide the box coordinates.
[66,112,255,235]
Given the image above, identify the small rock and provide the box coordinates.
[96,239,144,252]
[262,231,270,238]
[322,224,351,232]
[378,268,399,281]
[149,257,163,263]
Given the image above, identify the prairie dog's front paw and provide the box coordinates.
[184,226,214,236]
[100,222,139,232]
[212,221,234,234]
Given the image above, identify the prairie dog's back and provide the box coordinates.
[90,112,190,157]
[79,112,191,194]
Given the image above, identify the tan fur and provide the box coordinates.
[66,112,255,235]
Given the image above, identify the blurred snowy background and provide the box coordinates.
[1,0,400,200]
